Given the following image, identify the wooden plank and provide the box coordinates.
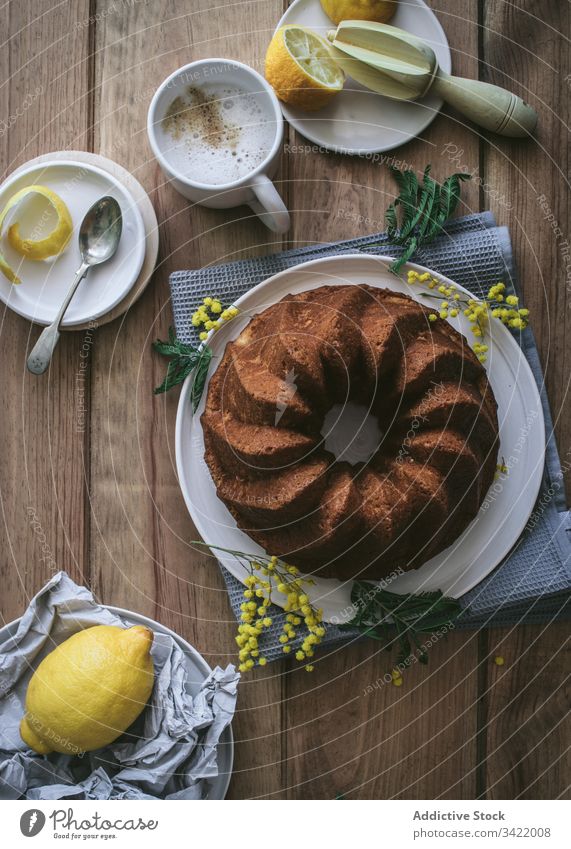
[283,0,483,799]
[481,0,571,799]
[0,0,92,623]
[285,631,481,799]
[482,625,570,799]
[1,0,568,803]
[481,0,570,494]
[89,0,286,799]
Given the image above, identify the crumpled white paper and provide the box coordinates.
[0,572,238,800]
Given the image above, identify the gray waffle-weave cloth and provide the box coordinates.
[169,212,571,662]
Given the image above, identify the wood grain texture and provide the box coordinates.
[0,0,569,801]
[284,630,481,799]
[481,0,571,494]
[482,624,570,799]
[88,0,287,799]
[480,0,571,802]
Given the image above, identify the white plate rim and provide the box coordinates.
[175,253,545,620]
[0,604,234,800]
[0,159,146,327]
[274,0,452,155]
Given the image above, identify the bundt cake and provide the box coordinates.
[201,284,499,581]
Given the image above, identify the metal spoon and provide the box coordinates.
[27,196,123,375]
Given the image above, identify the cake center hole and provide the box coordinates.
[321,402,383,465]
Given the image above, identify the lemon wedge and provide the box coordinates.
[320,0,398,26]
[265,25,345,112]
[0,185,73,284]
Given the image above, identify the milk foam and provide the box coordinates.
[159,83,276,185]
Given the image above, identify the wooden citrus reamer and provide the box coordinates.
[327,21,538,137]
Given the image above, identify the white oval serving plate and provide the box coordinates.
[176,254,545,623]
[0,160,146,327]
[274,0,452,155]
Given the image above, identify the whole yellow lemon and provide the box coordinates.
[20,625,154,755]
[320,0,398,26]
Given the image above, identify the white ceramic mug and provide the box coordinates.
[147,59,290,234]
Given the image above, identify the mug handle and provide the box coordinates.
[248,174,290,233]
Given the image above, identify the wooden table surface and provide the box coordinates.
[1,0,569,800]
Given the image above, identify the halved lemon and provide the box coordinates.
[265,25,345,112]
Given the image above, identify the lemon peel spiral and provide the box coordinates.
[0,185,73,284]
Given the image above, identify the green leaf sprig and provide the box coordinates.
[370,165,471,275]
[153,327,212,411]
[196,540,461,670]
[341,580,462,666]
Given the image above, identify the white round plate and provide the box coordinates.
[274,0,452,155]
[176,254,545,623]
[0,160,146,327]
[0,606,233,799]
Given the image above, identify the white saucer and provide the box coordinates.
[0,160,146,327]
[275,0,451,155]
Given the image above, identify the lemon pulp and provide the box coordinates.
[283,27,344,89]
[265,25,345,112]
